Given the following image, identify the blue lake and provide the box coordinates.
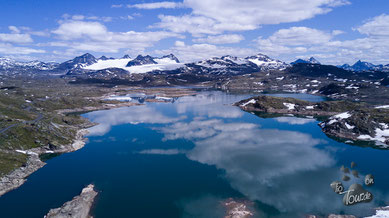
[0,91,387,217]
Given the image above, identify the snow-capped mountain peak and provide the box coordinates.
[126,55,157,67]
[245,53,289,70]
[56,53,97,71]
[0,57,58,71]
[74,53,97,65]
[352,60,375,71]
[0,57,17,68]
[196,56,239,68]
[339,60,388,72]
[158,54,180,63]
[99,56,114,61]
[308,57,320,64]
[221,55,247,65]
[291,57,321,65]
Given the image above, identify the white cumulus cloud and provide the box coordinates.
[356,13,389,37]
[193,34,244,44]
[50,20,182,54]
[152,0,350,35]
[127,1,185,9]
[0,43,45,55]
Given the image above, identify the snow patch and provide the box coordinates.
[328,119,337,125]
[333,112,351,119]
[16,150,38,156]
[241,99,256,107]
[283,103,296,110]
[345,123,355,129]
[106,95,133,102]
[276,76,284,81]
[357,125,389,144]
[375,105,389,109]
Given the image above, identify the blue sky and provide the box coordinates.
[0,0,388,65]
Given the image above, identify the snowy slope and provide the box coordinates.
[83,56,184,74]
[0,57,58,70]
[246,54,289,70]
[84,58,133,71]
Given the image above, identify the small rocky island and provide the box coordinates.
[235,96,389,147]
[45,184,98,218]
[223,198,254,218]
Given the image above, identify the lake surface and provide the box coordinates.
[0,90,388,217]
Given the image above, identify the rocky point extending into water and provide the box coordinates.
[0,81,197,197]
[45,184,98,218]
[0,128,91,197]
[0,152,45,196]
[236,96,389,147]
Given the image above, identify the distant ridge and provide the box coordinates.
[291,57,320,65]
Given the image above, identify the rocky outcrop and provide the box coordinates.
[319,109,389,147]
[236,96,389,147]
[235,96,361,116]
[56,101,138,115]
[0,128,90,197]
[0,153,45,196]
[223,198,254,218]
[45,184,98,218]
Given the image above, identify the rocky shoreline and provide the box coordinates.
[45,184,98,218]
[319,110,389,148]
[235,95,362,117]
[0,152,45,196]
[0,89,196,197]
[56,101,139,115]
[0,94,144,197]
[0,128,90,197]
[236,96,389,147]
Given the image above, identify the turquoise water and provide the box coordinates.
[0,91,387,217]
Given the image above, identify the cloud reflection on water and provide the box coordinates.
[174,93,246,118]
[86,105,183,136]
[85,92,376,215]
[274,116,316,125]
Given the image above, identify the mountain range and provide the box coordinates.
[1,53,388,76]
[339,60,389,72]
[0,57,58,71]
